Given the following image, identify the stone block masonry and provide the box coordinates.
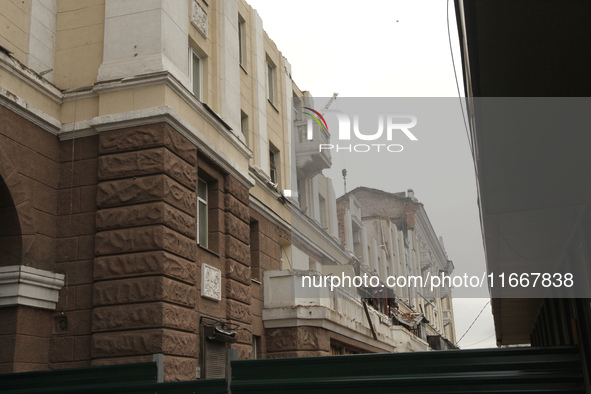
[92,123,200,381]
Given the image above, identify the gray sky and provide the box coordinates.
[248,0,496,349]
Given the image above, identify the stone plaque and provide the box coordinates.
[201,263,221,301]
[191,0,208,38]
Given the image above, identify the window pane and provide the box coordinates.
[198,179,207,200]
[267,63,274,103]
[199,201,208,247]
[192,52,201,99]
[238,21,243,65]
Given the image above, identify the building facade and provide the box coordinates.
[0,0,456,381]
[337,187,456,348]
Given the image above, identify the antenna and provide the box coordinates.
[323,92,339,111]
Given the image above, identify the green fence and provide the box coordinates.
[0,346,585,393]
[0,362,225,394]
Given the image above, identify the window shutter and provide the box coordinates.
[204,339,226,379]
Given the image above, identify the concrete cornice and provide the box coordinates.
[0,265,65,310]
[262,305,397,353]
[291,207,351,263]
[93,71,253,160]
[0,86,62,135]
[0,64,253,164]
[0,52,62,104]
[415,206,448,267]
[61,106,255,189]
[249,194,292,235]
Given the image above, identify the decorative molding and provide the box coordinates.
[61,106,255,189]
[291,205,351,263]
[262,305,399,353]
[62,86,97,102]
[415,207,448,268]
[249,194,292,236]
[0,265,65,310]
[191,0,208,38]
[93,71,252,160]
[249,165,282,199]
[201,263,221,301]
[0,52,62,104]
[0,86,62,135]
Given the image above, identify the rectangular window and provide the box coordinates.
[190,48,202,100]
[252,335,260,359]
[250,220,261,280]
[240,110,248,143]
[267,61,275,104]
[198,179,208,247]
[319,195,327,229]
[238,15,245,67]
[269,149,278,185]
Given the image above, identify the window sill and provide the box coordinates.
[268,99,280,113]
[198,244,220,258]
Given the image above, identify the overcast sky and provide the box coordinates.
[248,0,496,349]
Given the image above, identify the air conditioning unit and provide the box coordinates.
[204,325,237,343]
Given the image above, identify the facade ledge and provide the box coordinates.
[249,195,292,235]
[93,71,253,160]
[61,106,255,189]
[249,165,282,199]
[0,265,65,310]
[0,52,62,104]
[0,86,62,135]
[292,207,351,263]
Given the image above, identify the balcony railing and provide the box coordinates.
[263,270,429,352]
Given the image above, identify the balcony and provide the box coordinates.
[263,270,429,352]
[294,119,332,178]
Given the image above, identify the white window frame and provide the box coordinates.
[189,48,202,100]
[198,179,208,248]
[269,148,278,186]
[238,15,245,67]
[267,61,275,104]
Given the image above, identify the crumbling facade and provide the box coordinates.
[337,187,456,347]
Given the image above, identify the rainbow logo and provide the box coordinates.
[304,107,329,135]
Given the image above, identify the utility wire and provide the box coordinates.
[456,300,490,345]
[446,0,473,159]
[462,333,495,348]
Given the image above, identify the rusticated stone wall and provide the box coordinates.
[265,326,385,358]
[92,123,200,381]
[249,209,286,358]
[223,175,252,360]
